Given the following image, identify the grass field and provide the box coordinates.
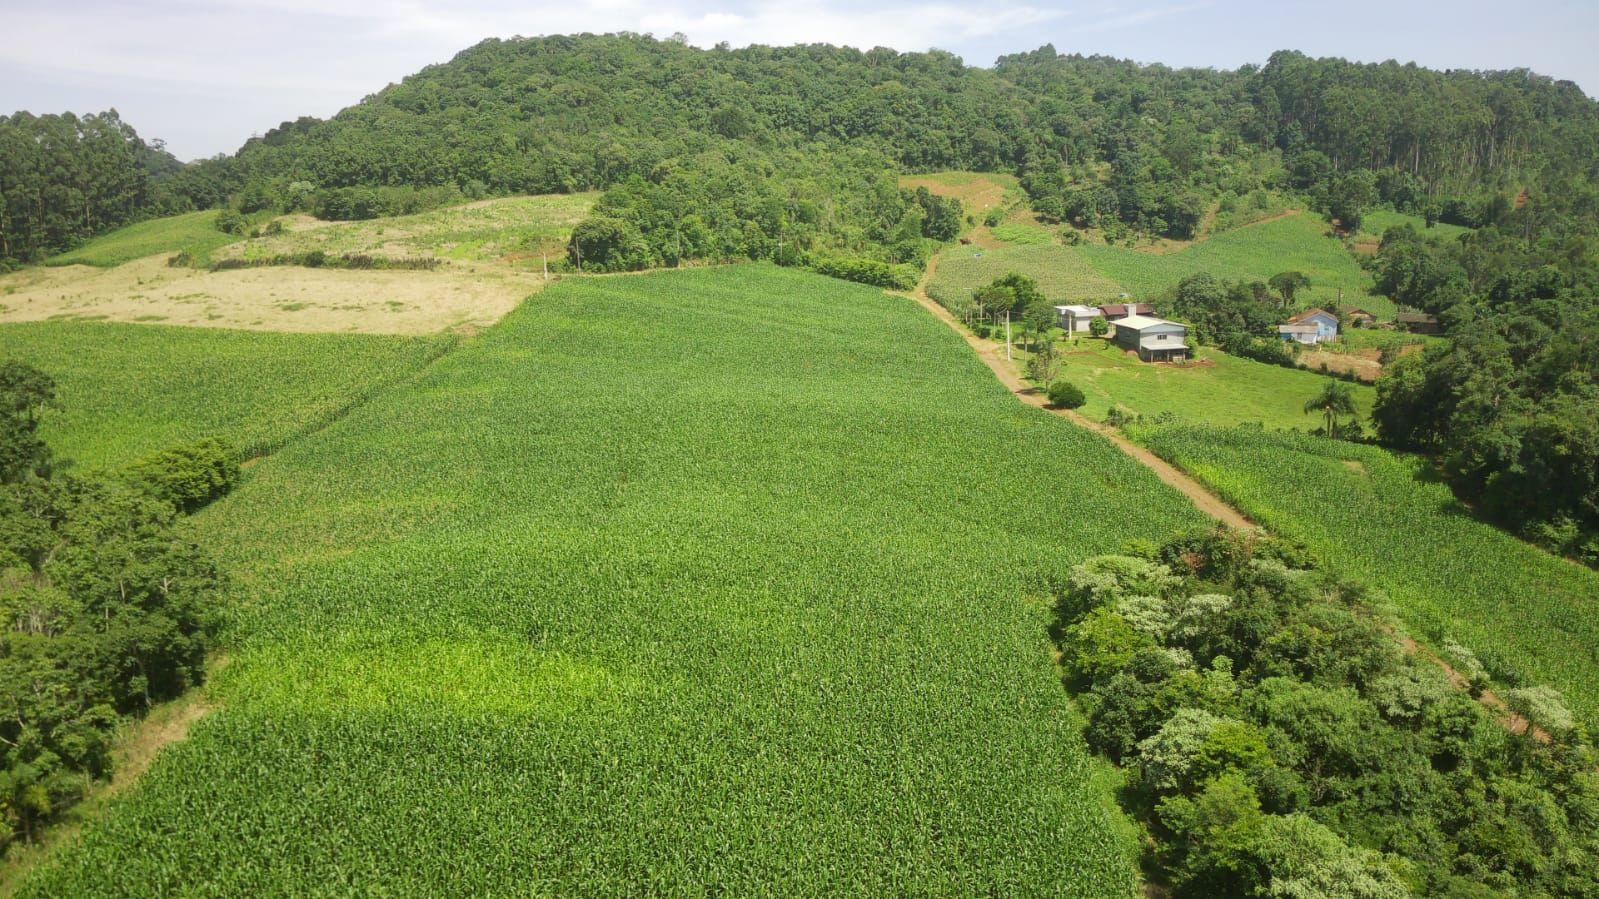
[47,211,237,268]
[1073,212,1386,316]
[1056,341,1375,430]
[219,193,597,267]
[929,245,1124,310]
[0,321,449,467]
[1133,423,1599,729]
[897,171,1019,213]
[929,212,1389,318]
[1359,209,1471,242]
[19,265,1209,896]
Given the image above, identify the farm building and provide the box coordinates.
[1396,312,1442,335]
[1342,308,1377,327]
[1054,304,1104,333]
[1099,302,1154,322]
[1278,308,1339,345]
[1112,314,1189,362]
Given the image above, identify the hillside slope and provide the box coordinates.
[21,266,1209,896]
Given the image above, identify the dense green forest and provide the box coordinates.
[9,35,1599,269]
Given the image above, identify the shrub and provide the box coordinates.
[808,255,916,290]
[121,437,240,514]
[1047,380,1086,409]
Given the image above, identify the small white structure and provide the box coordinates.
[1112,314,1189,362]
[1278,308,1339,345]
[1054,304,1104,334]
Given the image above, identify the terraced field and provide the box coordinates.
[1133,423,1599,729]
[19,265,1208,896]
[0,320,449,468]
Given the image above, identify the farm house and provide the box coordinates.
[1112,314,1189,362]
[1396,311,1442,334]
[1277,308,1339,344]
[1099,302,1154,322]
[1053,304,1103,333]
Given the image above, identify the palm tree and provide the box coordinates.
[1304,381,1357,437]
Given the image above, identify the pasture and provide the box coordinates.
[19,265,1209,896]
[0,320,449,467]
[929,244,1123,311]
[46,210,236,268]
[1133,423,1599,729]
[897,171,1018,213]
[216,193,597,267]
[929,212,1387,319]
[1059,341,1375,430]
[1073,212,1386,316]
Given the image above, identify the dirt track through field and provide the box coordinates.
[898,256,1255,530]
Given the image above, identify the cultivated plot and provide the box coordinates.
[21,265,1210,896]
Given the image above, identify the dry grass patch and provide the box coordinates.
[0,254,545,335]
[897,171,1018,212]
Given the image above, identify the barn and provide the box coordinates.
[1112,314,1189,362]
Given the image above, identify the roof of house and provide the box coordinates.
[1100,302,1154,317]
[1285,308,1337,325]
[1278,323,1319,334]
[1054,304,1103,315]
[1342,307,1376,317]
[1116,314,1185,331]
[1396,312,1439,323]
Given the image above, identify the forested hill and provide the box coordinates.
[222,37,1593,198]
[6,33,1599,269]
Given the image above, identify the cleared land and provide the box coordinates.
[1133,423,1599,730]
[929,211,1387,318]
[20,265,1209,896]
[1059,340,1375,430]
[0,254,543,334]
[3,194,594,334]
[0,320,448,467]
[1073,212,1385,315]
[897,171,1018,213]
[46,210,237,268]
[217,193,597,267]
[929,245,1124,310]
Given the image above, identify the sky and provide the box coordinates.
[2,0,1596,161]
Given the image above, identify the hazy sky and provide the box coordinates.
[3,0,1596,161]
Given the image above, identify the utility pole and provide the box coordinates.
[542,253,548,281]
[1005,310,1012,360]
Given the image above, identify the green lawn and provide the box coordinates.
[1052,340,1374,431]
[0,321,450,468]
[1075,213,1386,316]
[989,221,1056,245]
[1133,423,1599,729]
[47,211,238,268]
[21,265,1208,896]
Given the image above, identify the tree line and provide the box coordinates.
[0,362,231,848]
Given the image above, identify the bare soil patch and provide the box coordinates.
[1301,349,1381,382]
[0,254,545,335]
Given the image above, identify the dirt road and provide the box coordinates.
[898,257,1255,530]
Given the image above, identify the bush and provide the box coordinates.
[121,437,240,514]
[808,255,916,290]
[1048,380,1086,409]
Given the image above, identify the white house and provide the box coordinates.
[1054,304,1104,334]
[1277,308,1339,345]
[1112,314,1189,362]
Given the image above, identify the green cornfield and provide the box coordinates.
[20,265,1209,896]
[1133,422,1599,728]
[0,320,451,468]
